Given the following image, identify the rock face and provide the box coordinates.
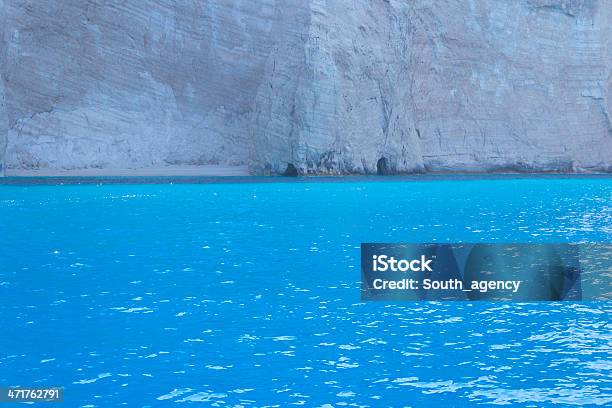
[0,74,6,176]
[0,1,7,176]
[1,0,611,174]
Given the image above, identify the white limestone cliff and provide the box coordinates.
[0,77,6,176]
[0,0,7,175]
[1,0,611,175]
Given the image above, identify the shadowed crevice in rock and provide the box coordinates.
[282,163,299,177]
[377,157,390,175]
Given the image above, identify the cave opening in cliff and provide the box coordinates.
[282,163,299,177]
[377,157,389,175]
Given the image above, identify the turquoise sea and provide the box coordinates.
[1,176,611,406]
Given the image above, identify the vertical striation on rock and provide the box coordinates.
[597,0,612,144]
[251,0,426,174]
[1,0,611,174]
[248,0,311,175]
[0,78,6,176]
[0,0,7,175]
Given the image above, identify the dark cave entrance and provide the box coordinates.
[282,163,299,177]
[377,157,389,175]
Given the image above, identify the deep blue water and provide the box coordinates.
[1,177,611,407]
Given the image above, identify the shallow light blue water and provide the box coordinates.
[1,177,611,407]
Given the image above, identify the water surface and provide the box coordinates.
[1,177,611,406]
